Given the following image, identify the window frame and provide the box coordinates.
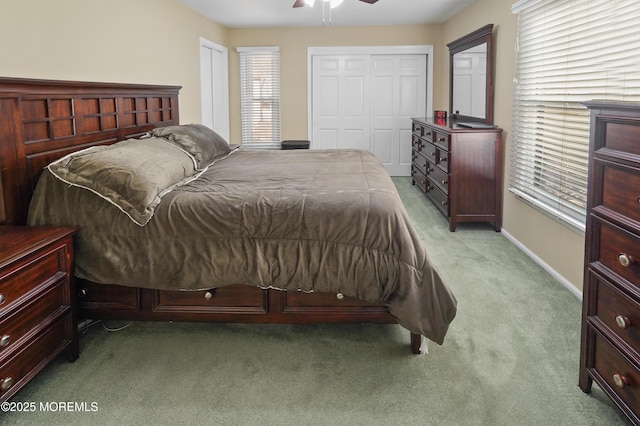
[237,46,281,150]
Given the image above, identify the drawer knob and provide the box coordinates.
[0,334,10,347]
[430,151,436,156]
[613,372,629,389]
[615,315,631,329]
[336,293,344,300]
[78,288,88,298]
[204,291,213,300]
[618,253,634,268]
[0,293,5,305]
[441,180,448,185]
[0,377,12,391]
[441,201,448,206]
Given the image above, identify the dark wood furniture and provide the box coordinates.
[580,101,640,424]
[0,226,77,402]
[410,117,503,232]
[448,24,494,125]
[0,77,421,354]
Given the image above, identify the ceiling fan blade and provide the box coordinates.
[359,0,379,3]
[293,0,306,7]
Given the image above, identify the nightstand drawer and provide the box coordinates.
[0,248,66,314]
[0,279,68,356]
[0,316,70,401]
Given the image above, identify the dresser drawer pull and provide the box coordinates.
[204,291,214,300]
[430,151,436,156]
[441,201,448,206]
[0,334,10,347]
[613,372,630,389]
[336,293,344,300]
[615,315,631,329]
[0,293,5,305]
[441,180,448,185]
[618,253,634,268]
[0,377,12,391]
[438,137,446,143]
[78,288,88,298]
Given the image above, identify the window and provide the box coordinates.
[237,47,281,149]
[510,0,640,232]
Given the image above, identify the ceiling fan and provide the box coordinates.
[293,0,379,7]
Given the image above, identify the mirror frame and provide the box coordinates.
[447,24,494,125]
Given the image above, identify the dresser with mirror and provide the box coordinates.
[411,24,503,231]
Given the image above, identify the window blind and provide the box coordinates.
[510,0,640,232]
[237,47,281,149]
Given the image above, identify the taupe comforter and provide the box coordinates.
[28,148,456,344]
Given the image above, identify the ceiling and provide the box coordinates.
[177,0,476,28]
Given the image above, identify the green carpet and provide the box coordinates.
[1,177,627,425]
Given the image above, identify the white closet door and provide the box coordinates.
[312,53,426,176]
[371,55,426,176]
[199,38,229,141]
[312,55,370,151]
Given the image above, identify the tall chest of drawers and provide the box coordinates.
[580,101,640,423]
[0,226,78,402]
[410,117,503,231]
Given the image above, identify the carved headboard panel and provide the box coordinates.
[0,77,181,225]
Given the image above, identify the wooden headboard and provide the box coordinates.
[0,77,181,225]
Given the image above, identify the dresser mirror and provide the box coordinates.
[448,24,494,124]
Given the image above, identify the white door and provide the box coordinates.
[371,55,426,176]
[311,53,427,176]
[200,38,230,141]
[312,55,370,151]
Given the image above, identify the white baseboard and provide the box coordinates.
[501,229,583,301]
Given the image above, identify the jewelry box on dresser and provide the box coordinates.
[580,101,640,424]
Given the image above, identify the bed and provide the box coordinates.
[0,77,456,353]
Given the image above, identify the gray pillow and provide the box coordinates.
[150,124,231,170]
[47,138,198,226]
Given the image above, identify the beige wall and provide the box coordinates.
[0,0,228,124]
[441,0,585,292]
[227,25,443,144]
[0,0,585,292]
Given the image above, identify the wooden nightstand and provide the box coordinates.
[0,226,78,402]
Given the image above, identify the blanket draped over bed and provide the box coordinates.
[28,148,456,344]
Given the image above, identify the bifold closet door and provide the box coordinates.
[312,54,426,176]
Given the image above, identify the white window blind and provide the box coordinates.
[510,0,640,232]
[237,47,281,149]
